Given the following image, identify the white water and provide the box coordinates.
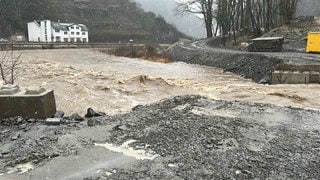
[4,49,318,116]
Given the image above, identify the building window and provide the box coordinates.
[64,31,67,35]
[56,36,61,42]
[55,29,59,33]
[71,32,74,35]
[71,26,74,29]
[82,32,86,35]
[70,38,75,42]
[76,26,79,29]
[76,32,80,35]
[64,38,68,42]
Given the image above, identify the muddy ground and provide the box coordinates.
[0,95,319,179]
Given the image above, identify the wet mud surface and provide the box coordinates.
[1,96,320,179]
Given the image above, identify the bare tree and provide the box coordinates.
[0,46,22,85]
[214,0,300,40]
[176,0,215,38]
[176,0,300,42]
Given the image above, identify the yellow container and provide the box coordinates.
[306,32,320,53]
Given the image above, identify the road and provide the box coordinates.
[182,39,320,65]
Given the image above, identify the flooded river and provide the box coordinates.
[4,49,319,115]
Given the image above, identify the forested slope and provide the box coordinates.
[0,0,187,43]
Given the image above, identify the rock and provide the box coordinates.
[168,163,179,168]
[11,133,21,141]
[16,117,24,124]
[113,125,128,131]
[132,105,143,111]
[70,113,85,122]
[240,42,249,51]
[19,123,27,130]
[258,75,271,84]
[54,111,65,118]
[46,118,61,126]
[0,144,11,154]
[87,119,99,126]
[85,108,105,118]
[27,118,36,123]
[1,129,9,135]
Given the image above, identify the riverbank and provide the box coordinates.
[1,95,320,179]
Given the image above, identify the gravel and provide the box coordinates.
[1,95,320,179]
[170,41,281,83]
[102,95,320,179]
[169,38,320,83]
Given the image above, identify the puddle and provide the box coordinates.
[6,161,34,174]
[95,139,159,160]
[103,169,116,177]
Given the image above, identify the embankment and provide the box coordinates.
[170,42,281,83]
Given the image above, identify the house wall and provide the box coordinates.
[52,24,89,43]
[28,20,89,43]
[52,29,64,42]
[40,20,53,42]
[27,22,41,42]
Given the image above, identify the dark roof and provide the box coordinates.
[51,22,88,31]
[79,24,88,31]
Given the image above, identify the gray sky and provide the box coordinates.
[133,0,206,38]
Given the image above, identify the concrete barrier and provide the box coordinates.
[272,64,320,84]
[271,71,320,84]
[0,85,56,119]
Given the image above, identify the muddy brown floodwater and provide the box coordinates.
[4,49,319,115]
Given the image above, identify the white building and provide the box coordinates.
[27,20,89,43]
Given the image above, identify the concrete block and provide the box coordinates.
[0,85,21,95]
[0,86,56,119]
[271,71,314,84]
[25,86,46,95]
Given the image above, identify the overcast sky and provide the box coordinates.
[133,0,206,38]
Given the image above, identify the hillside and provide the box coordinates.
[0,0,187,43]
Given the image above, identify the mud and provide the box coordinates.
[1,96,320,179]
